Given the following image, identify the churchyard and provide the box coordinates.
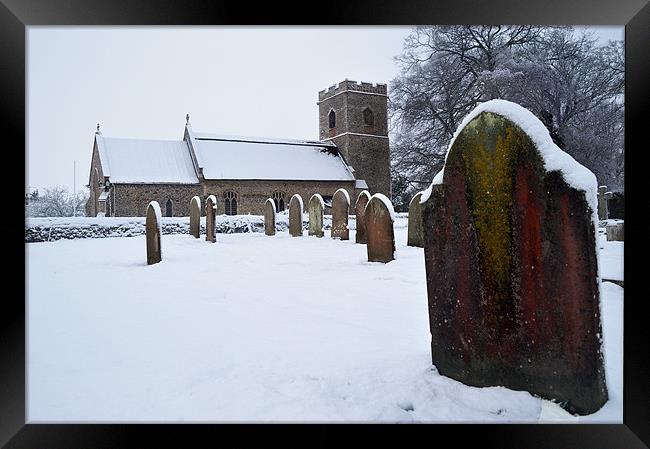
[26,100,623,422]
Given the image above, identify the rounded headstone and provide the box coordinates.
[354,190,371,244]
[366,194,395,263]
[331,188,350,240]
[308,194,324,238]
[407,192,424,247]
[422,106,606,415]
[264,198,276,236]
[205,195,217,243]
[189,196,201,238]
[289,194,304,237]
[146,201,162,265]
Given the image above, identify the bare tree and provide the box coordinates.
[390,26,624,198]
[27,186,90,217]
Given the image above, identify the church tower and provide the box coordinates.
[317,80,391,198]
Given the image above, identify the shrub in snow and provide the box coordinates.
[25,214,409,243]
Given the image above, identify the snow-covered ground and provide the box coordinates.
[26,226,623,423]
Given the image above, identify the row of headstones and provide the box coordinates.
[146,195,215,265]
[262,189,396,263]
[146,188,428,266]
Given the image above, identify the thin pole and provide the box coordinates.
[73,160,76,217]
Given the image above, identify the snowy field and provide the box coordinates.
[26,226,623,423]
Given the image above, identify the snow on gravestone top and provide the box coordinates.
[421,100,598,227]
[290,193,304,213]
[206,195,217,209]
[369,192,395,222]
[420,99,602,284]
[310,193,325,209]
[148,200,162,234]
[334,187,350,205]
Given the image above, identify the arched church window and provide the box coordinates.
[165,199,173,217]
[224,191,238,215]
[363,107,374,126]
[272,192,286,212]
[328,110,336,129]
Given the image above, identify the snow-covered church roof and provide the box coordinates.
[93,121,357,184]
[190,132,355,181]
[95,134,199,184]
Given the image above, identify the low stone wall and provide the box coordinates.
[25,213,410,243]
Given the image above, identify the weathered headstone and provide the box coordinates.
[366,193,395,263]
[331,188,350,240]
[606,221,624,241]
[422,101,607,415]
[308,194,324,238]
[354,190,371,244]
[289,194,304,237]
[205,195,217,243]
[264,198,276,236]
[598,186,609,220]
[146,201,162,265]
[189,196,201,238]
[607,191,624,219]
[407,191,425,247]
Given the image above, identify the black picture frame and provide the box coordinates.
[4,0,648,447]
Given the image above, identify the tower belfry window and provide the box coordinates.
[363,107,374,126]
[328,110,336,129]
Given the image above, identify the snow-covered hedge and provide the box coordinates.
[26,213,410,242]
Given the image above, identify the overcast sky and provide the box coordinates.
[27,26,623,192]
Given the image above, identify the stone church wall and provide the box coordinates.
[112,184,202,217]
[202,180,358,215]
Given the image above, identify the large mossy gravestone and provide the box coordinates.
[264,198,276,236]
[289,194,304,237]
[308,194,324,238]
[421,105,607,415]
[407,192,424,248]
[189,196,201,238]
[331,188,350,240]
[205,195,217,243]
[365,193,395,263]
[146,201,162,265]
[354,190,371,244]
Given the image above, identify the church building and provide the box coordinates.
[86,80,391,217]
